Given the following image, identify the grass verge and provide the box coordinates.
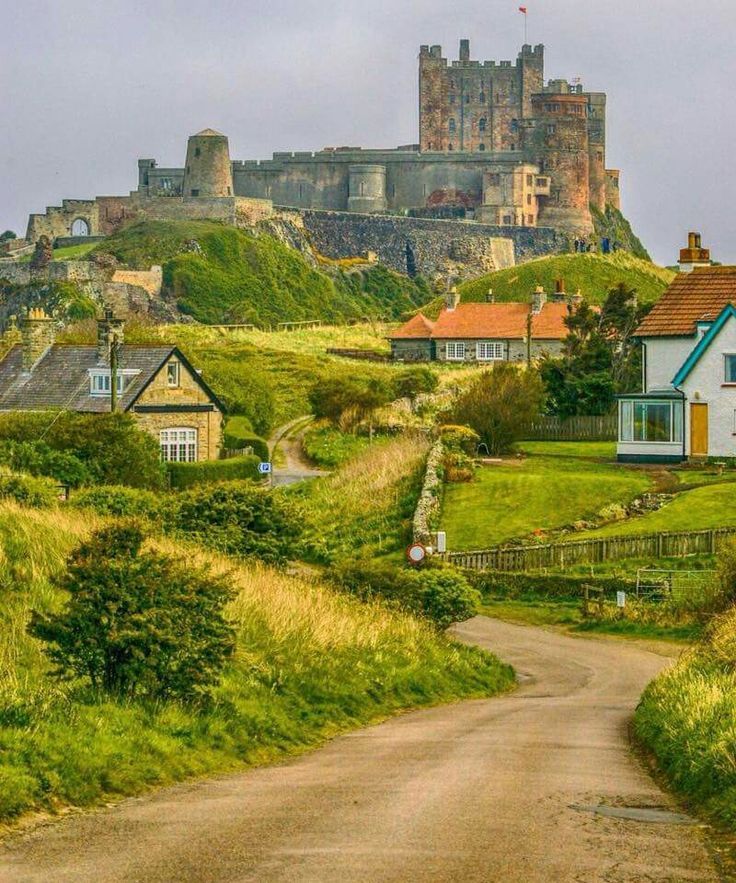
[0,502,513,822]
[635,606,736,828]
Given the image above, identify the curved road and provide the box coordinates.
[0,618,725,882]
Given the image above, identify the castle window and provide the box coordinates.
[488,173,501,186]
[450,95,456,104]
[527,214,534,225]
[479,143,486,151]
[194,147,201,157]
[547,124,556,135]
[465,94,471,104]
[526,174,533,186]
[479,91,486,103]
[449,119,456,133]
[527,194,532,205]
[510,119,519,133]
[448,143,454,151]
[479,117,487,133]
[510,143,516,151]
[191,189,199,197]
[503,215,513,225]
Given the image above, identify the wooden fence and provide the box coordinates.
[524,414,618,441]
[445,527,736,572]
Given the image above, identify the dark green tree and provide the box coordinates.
[0,230,17,242]
[28,522,236,701]
[393,366,438,404]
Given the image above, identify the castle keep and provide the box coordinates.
[23,40,621,248]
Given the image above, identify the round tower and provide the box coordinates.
[182,129,233,198]
[347,165,387,213]
[526,94,593,235]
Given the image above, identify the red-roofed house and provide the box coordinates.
[616,234,736,462]
[388,287,576,362]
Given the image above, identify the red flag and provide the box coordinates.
[519,6,527,12]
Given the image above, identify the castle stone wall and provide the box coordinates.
[300,210,564,278]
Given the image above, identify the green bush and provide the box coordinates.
[0,468,59,508]
[71,485,162,520]
[331,560,481,628]
[222,417,269,461]
[0,440,90,487]
[28,522,236,701]
[168,455,261,489]
[0,412,166,490]
[439,424,481,456]
[165,481,302,563]
[393,366,438,401]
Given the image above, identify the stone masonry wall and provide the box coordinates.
[300,210,566,278]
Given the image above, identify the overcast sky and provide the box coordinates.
[2,0,734,266]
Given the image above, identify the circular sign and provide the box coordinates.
[406,543,427,564]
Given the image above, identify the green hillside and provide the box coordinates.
[91,221,429,326]
[459,252,675,306]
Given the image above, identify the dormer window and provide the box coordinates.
[89,369,139,397]
[167,361,181,388]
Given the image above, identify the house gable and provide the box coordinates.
[672,304,736,387]
[127,348,224,412]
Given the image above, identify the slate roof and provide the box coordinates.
[636,267,736,337]
[388,313,436,339]
[390,302,572,341]
[0,345,177,413]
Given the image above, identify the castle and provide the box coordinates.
[22,40,621,250]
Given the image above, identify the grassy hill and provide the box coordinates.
[459,252,675,307]
[0,501,512,821]
[92,221,429,326]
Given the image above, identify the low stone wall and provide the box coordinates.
[300,210,567,278]
[412,439,444,546]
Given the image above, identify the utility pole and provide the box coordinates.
[109,331,119,413]
[526,307,533,366]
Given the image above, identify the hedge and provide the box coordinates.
[168,455,262,489]
[465,570,638,599]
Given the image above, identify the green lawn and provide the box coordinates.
[441,456,652,550]
[580,482,736,538]
[518,440,616,459]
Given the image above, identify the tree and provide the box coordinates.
[0,230,17,242]
[28,522,236,701]
[309,376,394,431]
[448,364,545,455]
[540,284,648,418]
[393,366,438,404]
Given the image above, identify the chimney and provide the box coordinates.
[678,231,711,273]
[21,307,55,372]
[446,286,461,311]
[551,278,566,302]
[531,285,546,314]
[97,309,125,364]
[485,288,495,303]
[567,289,583,308]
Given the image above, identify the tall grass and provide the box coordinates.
[635,607,736,828]
[0,502,512,821]
[297,434,431,562]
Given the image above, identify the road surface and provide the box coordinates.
[268,416,327,487]
[0,618,725,882]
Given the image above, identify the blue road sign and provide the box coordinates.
[258,462,272,475]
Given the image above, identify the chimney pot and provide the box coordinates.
[97,311,125,364]
[21,307,55,372]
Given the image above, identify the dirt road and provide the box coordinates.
[268,416,327,487]
[0,618,724,882]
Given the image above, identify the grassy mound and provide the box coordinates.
[0,502,513,821]
[635,606,736,828]
[591,205,650,261]
[458,252,675,307]
[92,221,428,326]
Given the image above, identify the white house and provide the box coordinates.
[617,234,736,462]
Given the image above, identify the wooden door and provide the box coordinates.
[690,403,708,457]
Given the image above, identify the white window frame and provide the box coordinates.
[160,427,198,463]
[477,341,504,361]
[167,360,181,388]
[89,369,140,397]
[445,342,466,361]
[619,399,683,444]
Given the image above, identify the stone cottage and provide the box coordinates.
[388,286,577,362]
[0,310,223,462]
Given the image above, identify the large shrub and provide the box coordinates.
[166,481,302,563]
[28,522,236,701]
[0,412,166,489]
[309,376,394,429]
[393,366,438,402]
[71,485,162,520]
[0,439,90,487]
[168,455,261,489]
[332,560,480,628]
[0,467,59,508]
[448,364,545,455]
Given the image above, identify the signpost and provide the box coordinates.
[258,462,272,475]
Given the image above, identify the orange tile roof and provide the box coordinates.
[430,302,571,340]
[636,266,736,337]
[388,313,436,339]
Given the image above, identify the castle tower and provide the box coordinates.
[182,129,233,198]
[526,93,593,235]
